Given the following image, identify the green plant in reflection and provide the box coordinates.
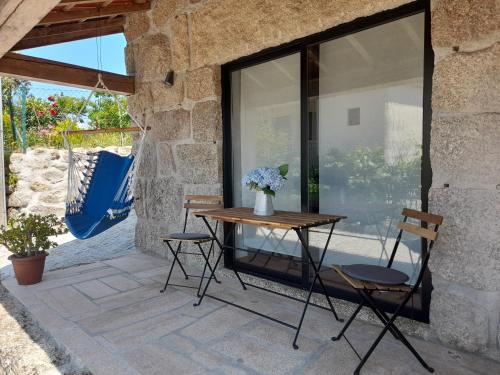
[315,145,421,228]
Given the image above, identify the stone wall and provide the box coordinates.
[125,0,500,359]
[428,0,500,358]
[8,147,131,218]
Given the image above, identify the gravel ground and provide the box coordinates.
[0,213,137,375]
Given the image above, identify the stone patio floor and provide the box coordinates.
[3,252,499,375]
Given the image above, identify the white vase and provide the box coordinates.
[254,191,274,216]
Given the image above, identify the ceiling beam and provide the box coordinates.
[59,0,109,6]
[39,1,150,25]
[0,0,61,58]
[0,52,135,95]
[12,17,125,50]
[346,35,373,65]
[58,0,149,5]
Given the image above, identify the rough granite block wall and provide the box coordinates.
[124,0,500,359]
[428,0,500,359]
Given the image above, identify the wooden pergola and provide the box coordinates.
[0,0,151,95]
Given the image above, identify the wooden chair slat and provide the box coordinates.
[402,208,443,225]
[397,221,438,241]
[184,195,223,202]
[184,203,224,210]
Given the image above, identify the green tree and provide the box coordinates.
[87,93,129,129]
[1,78,31,141]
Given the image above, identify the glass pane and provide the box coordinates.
[231,53,302,279]
[311,13,425,284]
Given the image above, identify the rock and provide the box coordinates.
[192,100,222,142]
[30,205,65,218]
[9,153,25,174]
[125,11,151,42]
[104,146,119,153]
[7,207,20,219]
[170,14,189,72]
[49,150,61,160]
[147,177,183,221]
[175,143,222,184]
[125,43,136,75]
[151,80,184,112]
[430,285,489,353]
[431,113,500,189]
[135,218,170,255]
[134,177,183,222]
[8,190,30,208]
[39,192,65,204]
[190,0,408,68]
[157,143,176,176]
[186,66,221,101]
[433,42,499,114]
[431,0,500,50]
[128,82,153,115]
[133,34,171,82]
[117,146,132,156]
[151,108,190,141]
[52,161,68,172]
[136,139,157,178]
[30,181,51,192]
[152,0,177,28]
[429,187,500,291]
[42,168,65,183]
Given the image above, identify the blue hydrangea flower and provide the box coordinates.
[242,165,287,195]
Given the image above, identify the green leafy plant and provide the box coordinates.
[7,172,18,189]
[0,214,65,257]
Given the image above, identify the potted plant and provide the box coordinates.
[0,213,64,285]
[242,164,288,216]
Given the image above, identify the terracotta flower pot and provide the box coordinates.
[9,252,48,285]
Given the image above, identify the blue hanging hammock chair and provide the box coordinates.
[64,151,136,239]
[63,75,146,240]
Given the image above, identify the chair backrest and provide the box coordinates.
[388,208,443,289]
[181,195,223,233]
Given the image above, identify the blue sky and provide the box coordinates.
[19,34,127,98]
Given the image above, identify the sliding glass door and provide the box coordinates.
[310,13,425,287]
[230,53,303,282]
[224,6,430,319]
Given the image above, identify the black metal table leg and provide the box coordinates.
[292,223,342,349]
[194,220,247,307]
[195,242,221,297]
[201,217,247,290]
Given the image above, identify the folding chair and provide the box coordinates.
[160,195,223,296]
[332,208,443,375]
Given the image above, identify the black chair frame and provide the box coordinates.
[160,195,223,297]
[332,208,443,375]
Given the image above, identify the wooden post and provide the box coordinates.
[0,78,8,226]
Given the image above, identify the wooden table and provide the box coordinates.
[193,207,346,349]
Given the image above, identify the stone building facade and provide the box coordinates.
[124,0,500,359]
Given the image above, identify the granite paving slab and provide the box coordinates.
[3,252,500,375]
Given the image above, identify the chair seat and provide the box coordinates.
[341,264,409,285]
[162,232,212,242]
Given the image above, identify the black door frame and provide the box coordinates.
[221,0,433,322]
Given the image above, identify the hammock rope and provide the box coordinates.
[62,73,147,239]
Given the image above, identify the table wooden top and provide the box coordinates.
[194,207,346,230]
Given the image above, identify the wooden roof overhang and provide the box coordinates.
[0,0,151,95]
